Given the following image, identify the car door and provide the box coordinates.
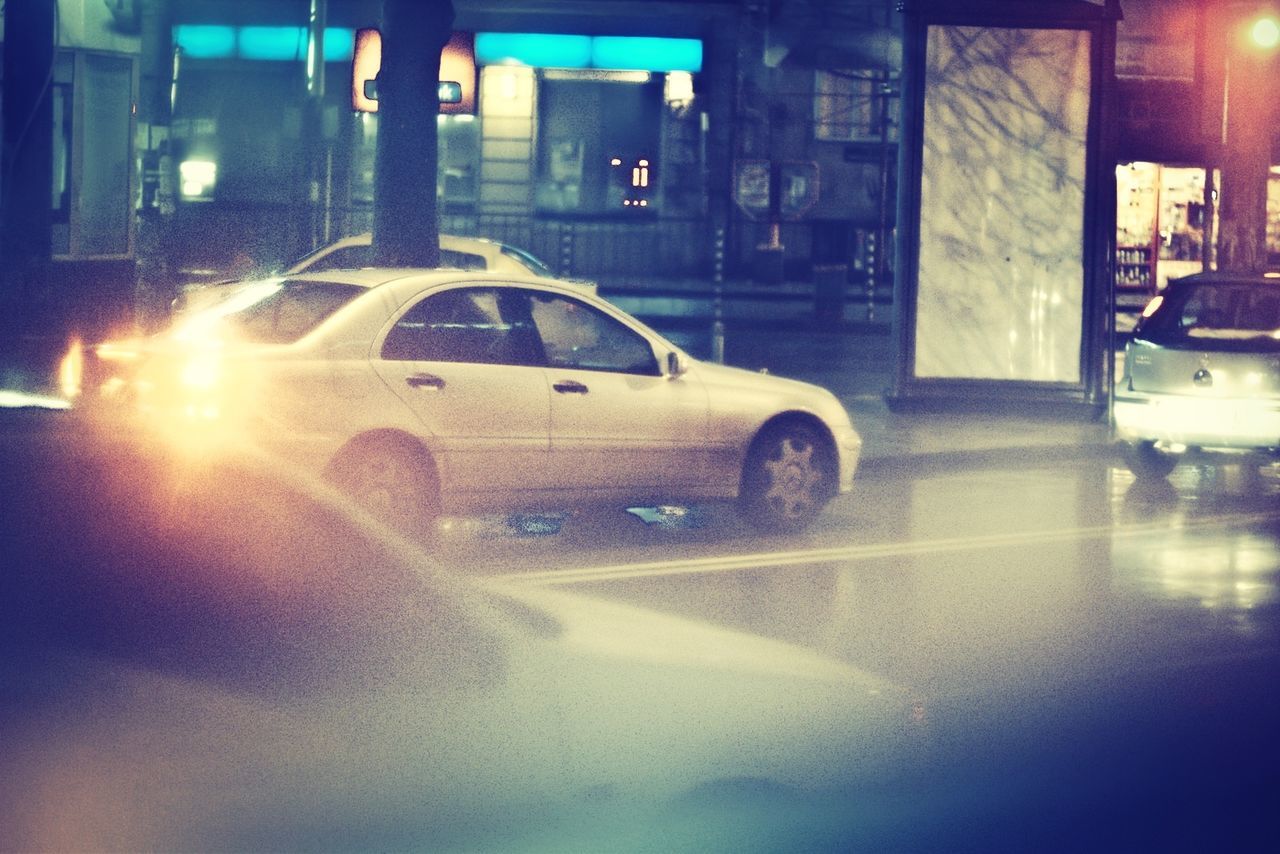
[371,286,551,499]
[526,289,710,493]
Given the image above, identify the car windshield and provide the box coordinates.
[210,280,364,344]
[1135,281,1280,349]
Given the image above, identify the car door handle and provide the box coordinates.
[553,380,589,395]
[406,372,446,390]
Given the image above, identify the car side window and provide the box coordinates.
[381,288,542,366]
[529,293,658,376]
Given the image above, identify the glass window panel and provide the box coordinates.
[78,53,133,257]
[529,292,657,375]
[814,69,896,143]
[384,288,541,366]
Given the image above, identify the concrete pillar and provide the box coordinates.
[373,0,455,267]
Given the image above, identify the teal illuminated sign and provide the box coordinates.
[173,27,699,72]
[476,33,702,72]
[592,37,702,72]
[173,25,236,60]
[475,33,593,69]
[174,26,355,62]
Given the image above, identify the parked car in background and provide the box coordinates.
[83,269,861,533]
[1115,271,1280,478]
[286,232,558,278]
[174,234,568,316]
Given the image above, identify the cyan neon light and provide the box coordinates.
[475,33,701,72]
[173,27,699,71]
[174,25,237,60]
[592,37,702,72]
[239,26,306,61]
[475,33,593,68]
[175,26,355,62]
[323,28,355,62]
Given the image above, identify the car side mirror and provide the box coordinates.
[666,351,689,378]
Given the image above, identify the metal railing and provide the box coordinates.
[440,213,713,280]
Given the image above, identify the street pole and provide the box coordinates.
[136,0,177,329]
[712,225,726,364]
[304,0,329,254]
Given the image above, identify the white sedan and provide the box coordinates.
[86,269,861,533]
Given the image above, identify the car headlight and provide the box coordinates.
[180,353,222,392]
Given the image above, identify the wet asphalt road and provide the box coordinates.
[1,413,1277,851]
[429,449,1280,851]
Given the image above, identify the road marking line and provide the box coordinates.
[484,510,1280,587]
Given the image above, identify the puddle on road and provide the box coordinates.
[435,506,711,540]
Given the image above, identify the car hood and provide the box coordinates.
[5,575,914,852]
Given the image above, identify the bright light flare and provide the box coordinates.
[0,390,72,410]
[179,160,217,198]
[93,339,144,363]
[1250,15,1280,49]
[180,353,222,391]
[665,70,694,104]
[1140,295,1164,319]
[98,324,257,455]
[59,337,84,399]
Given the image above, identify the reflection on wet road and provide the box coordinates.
[434,456,1280,850]
[439,459,1280,681]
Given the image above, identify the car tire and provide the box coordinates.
[738,421,833,534]
[1121,440,1178,480]
[328,435,439,536]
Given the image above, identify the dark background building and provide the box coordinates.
[1,0,1278,348]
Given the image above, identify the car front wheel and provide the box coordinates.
[1120,440,1178,479]
[739,421,833,534]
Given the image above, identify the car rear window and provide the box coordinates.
[1135,282,1280,350]
[500,244,554,277]
[217,280,364,344]
[439,249,487,271]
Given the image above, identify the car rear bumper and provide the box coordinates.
[1114,392,1280,451]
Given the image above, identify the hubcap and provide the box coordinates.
[762,437,820,518]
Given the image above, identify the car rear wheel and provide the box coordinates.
[1121,440,1178,479]
[328,436,438,536]
[739,421,833,534]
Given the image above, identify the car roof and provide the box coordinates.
[1168,271,1280,287]
[326,232,511,251]
[282,267,584,293]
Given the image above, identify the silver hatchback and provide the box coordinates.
[1114,271,1280,478]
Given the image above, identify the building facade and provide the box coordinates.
[148,0,907,301]
[2,0,1278,342]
